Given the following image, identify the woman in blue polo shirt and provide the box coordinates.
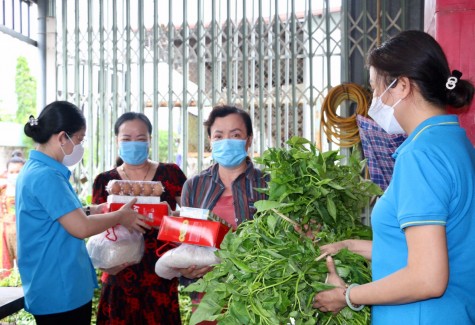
[312,31,475,324]
[16,101,150,325]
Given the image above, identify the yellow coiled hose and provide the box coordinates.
[320,83,372,147]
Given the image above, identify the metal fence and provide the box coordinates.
[53,0,341,183]
[1,0,423,197]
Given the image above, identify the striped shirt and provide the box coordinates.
[356,114,406,191]
[181,158,269,225]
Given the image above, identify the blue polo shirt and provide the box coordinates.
[371,115,475,324]
[16,150,98,315]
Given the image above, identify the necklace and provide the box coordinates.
[121,162,151,181]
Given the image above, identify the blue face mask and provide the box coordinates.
[212,139,248,168]
[119,141,149,165]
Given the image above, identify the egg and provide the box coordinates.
[122,182,132,196]
[152,182,163,196]
[142,182,153,196]
[109,181,121,195]
[132,182,142,196]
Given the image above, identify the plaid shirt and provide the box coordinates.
[181,158,269,225]
[357,115,407,191]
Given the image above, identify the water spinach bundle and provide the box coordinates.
[185,136,383,324]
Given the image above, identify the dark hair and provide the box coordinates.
[11,150,24,159]
[204,105,253,137]
[7,156,25,169]
[24,101,86,143]
[114,112,153,167]
[114,112,153,136]
[367,30,474,109]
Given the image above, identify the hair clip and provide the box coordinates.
[29,115,38,126]
[446,70,462,90]
[452,70,463,79]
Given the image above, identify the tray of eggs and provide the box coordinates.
[106,180,164,204]
[106,180,168,226]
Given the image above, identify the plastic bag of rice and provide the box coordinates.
[86,225,144,269]
[155,244,220,279]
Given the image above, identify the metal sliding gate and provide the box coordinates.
[1,0,423,196]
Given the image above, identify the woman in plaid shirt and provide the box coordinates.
[179,105,269,280]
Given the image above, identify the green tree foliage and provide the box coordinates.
[15,56,37,125]
[15,56,37,152]
[0,99,16,122]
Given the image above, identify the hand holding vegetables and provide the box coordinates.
[312,256,347,314]
[293,219,321,240]
[185,137,380,324]
[321,239,373,261]
[320,240,348,256]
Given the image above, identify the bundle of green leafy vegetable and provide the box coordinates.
[185,136,383,324]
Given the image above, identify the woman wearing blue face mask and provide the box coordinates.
[179,105,269,281]
[312,30,475,325]
[16,101,150,325]
[92,111,187,325]
[179,105,269,325]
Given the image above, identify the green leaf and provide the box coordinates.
[326,197,337,221]
[254,200,287,212]
[189,292,224,325]
[184,278,208,293]
[229,300,250,324]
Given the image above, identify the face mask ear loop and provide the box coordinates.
[379,78,398,98]
[376,79,399,109]
[388,78,398,88]
[392,98,402,109]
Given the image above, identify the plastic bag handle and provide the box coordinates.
[155,241,178,257]
[105,227,118,241]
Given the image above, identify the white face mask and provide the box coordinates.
[61,134,85,167]
[368,79,405,134]
[7,173,18,185]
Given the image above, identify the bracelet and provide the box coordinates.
[84,206,91,216]
[344,283,365,311]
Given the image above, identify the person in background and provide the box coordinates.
[312,30,475,324]
[0,154,25,276]
[179,105,269,323]
[16,101,149,325]
[10,150,24,160]
[0,150,24,180]
[92,112,187,324]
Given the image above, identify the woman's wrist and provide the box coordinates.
[88,203,107,215]
[83,206,91,216]
[342,239,351,251]
[344,283,365,311]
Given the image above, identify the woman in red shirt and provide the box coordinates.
[92,112,187,324]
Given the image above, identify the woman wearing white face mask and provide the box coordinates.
[16,101,150,325]
[367,78,405,134]
[312,30,475,325]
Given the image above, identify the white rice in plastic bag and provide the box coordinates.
[155,244,221,279]
[86,225,144,269]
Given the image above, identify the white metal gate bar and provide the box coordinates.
[46,0,421,196]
